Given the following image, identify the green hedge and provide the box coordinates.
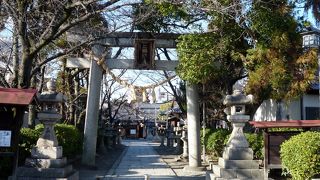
[201,128,263,160]
[244,133,263,160]
[280,131,320,180]
[205,128,231,158]
[19,127,42,163]
[34,123,82,158]
[19,123,82,160]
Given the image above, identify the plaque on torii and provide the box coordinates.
[134,39,155,69]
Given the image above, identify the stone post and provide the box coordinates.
[158,125,166,147]
[176,127,188,162]
[152,126,161,142]
[82,45,104,166]
[181,128,188,159]
[173,126,183,154]
[166,129,174,147]
[183,83,205,171]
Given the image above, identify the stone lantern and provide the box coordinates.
[33,79,64,156]
[223,89,253,153]
[301,26,320,48]
[16,79,78,179]
[206,90,263,180]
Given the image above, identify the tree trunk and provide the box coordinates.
[28,76,36,128]
[60,58,67,120]
[17,1,33,89]
[73,71,80,124]
[12,29,19,88]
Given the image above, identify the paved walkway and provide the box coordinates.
[102,139,206,180]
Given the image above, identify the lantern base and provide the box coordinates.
[25,157,67,168]
[31,146,63,159]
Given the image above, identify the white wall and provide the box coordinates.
[253,95,320,121]
[287,99,301,120]
[253,99,277,121]
[253,98,301,121]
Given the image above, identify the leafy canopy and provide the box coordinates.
[174,0,318,103]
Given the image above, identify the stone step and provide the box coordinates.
[218,158,261,169]
[212,165,264,179]
[206,171,257,180]
[15,164,73,178]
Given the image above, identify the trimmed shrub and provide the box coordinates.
[280,131,320,180]
[200,128,263,160]
[35,123,82,158]
[200,128,214,147]
[269,127,303,132]
[206,129,231,158]
[244,133,263,160]
[19,127,42,163]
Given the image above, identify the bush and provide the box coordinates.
[244,133,263,160]
[19,127,42,163]
[206,129,231,158]
[200,128,214,147]
[280,131,320,180]
[202,128,263,160]
[35,123,82,158]
[269,127,303,132]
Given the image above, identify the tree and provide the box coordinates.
[0,0,144,128]
[1,0,139,89]
[304,0,320,24]
[168,0,318,117]
[244,0,318,111]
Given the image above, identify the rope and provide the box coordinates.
[89,53,177,102]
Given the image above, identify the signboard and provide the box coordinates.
[130,129,136,135]
[0,130,12,147]
[134,39,155,69]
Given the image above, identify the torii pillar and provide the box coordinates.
[81,45,104,166]
[183,83,205,171]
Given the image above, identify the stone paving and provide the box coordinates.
[96,139,206,180]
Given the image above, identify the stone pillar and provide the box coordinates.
[173,126,183,154]
[152,126,161,142]
[81,53,103,166]
[158,125,166,147]
[176,127,188,162]
[181,128,188,159]
[184,83,204,171]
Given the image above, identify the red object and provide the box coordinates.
[0,88,37,105]
[249,120,320,128]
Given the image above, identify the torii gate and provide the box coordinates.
[67,32,204,171]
